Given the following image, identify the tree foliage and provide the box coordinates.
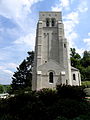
[70,48,90,81]
[11,51,34,93]
[81,51,90,68]
[70,48,81,68]
[0,85,11,94]
[0,85,4,93]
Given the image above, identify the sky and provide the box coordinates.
[0,0,90,84]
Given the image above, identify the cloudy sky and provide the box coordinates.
[0,0,90,84]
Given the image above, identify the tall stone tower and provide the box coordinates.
[32,12,80,91]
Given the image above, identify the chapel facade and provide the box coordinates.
[32,12,81,90]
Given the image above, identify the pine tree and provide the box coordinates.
[11,51,34,92]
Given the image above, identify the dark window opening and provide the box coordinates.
[64,44,66,48]
[49,72,53,83]
[46,18,50,27]
[52,18,55,26]
[66,79,68,85]
[73,74,76,80]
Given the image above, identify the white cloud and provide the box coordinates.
[0,62,18,80]
[51,0,71,11]
[52,0,88,52]
[51,0,80,48]
[0,50,10,60]
[51,0,88,51]
[51,4,62,11]
[78,1,88,13]
[3,69,13,75]
[0,0,42,18]
[0,0,43,29]
[64,21,75,34]
[84,38,90,43]
[83,38,90,47]
[60,0,70,8]
[63,11,79,48]
[83,33,90,49]
[76,48,85,56]
[0,63,18,72]
[88,32,90,36]
[6,28,21,38]
[64,11,79,24]
[7,63,18,69]
[67,32,78,47]
[14,33,35,50]
[71,0,75,3]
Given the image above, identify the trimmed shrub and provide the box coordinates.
[56,85,86,101]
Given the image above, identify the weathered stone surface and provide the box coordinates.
[32,12,81,91]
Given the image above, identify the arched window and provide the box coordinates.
[49,72,53,83]
[52,18,56,26]
[46,18,50,27]
[73,74,76,80]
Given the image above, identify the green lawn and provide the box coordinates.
[82,81,90,96]
[84,88,90,96]
[82,81,90,88]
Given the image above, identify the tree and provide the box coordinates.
[70,48,90,81]
[81,51,90,68]
[11,51,34,92]
[0,85,4,93]
[80,50,90,81]
[85,66,90,81]
[70,48,81,68]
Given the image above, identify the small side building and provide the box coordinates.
[32,11,81,91]
[71,67,81,86]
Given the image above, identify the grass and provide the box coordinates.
[82,81,90,87]
[81,81,90,97]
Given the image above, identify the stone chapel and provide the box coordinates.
[32,12,81,91]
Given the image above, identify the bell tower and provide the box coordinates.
[32,12,72,90]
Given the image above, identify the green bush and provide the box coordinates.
[56,85,86,101]
[0,85,90,120]
[36,88,57,106]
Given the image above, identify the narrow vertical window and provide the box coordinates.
[66,79,68,85]
[49,72,53,83]
[73,74,76,80]
[46,18,50,27]
[64,43,66,48]
[52,18,55,26]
